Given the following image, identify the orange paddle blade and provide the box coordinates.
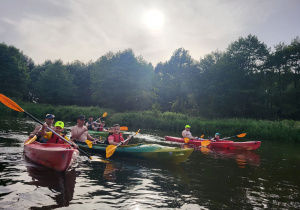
[120,126,128,131]
[237,133,247,137]
[0,94,24,112]
[24,135,37,145]
[102,112,107,117]
[200,135,204,138]
[184,137,190,143]
[201,140,211,147]
[85,140,93,148]
[200,147,210,155]
[106,145,117,158]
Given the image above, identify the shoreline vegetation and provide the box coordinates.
[1,101,299,142]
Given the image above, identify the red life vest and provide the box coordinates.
[98,126,103,131]
[47,133,66,144]
[108,133,124,143]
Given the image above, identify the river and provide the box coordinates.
[0,118,299,209]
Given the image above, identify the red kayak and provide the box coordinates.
[24,140,79,172]
[165,136,261,150]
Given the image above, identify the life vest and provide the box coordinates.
[108,133,124,143]
[47,133,66,144]
[98,125,103,131]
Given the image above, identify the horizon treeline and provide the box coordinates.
[1,34,299,120]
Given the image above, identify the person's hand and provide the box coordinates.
[42,123,48,129]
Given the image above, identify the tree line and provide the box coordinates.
[0,34,299,120]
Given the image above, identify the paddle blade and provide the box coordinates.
[201,140,211,147]
[200,135,204,138]
[85,140,93,148]
[134,129,140,136]
[0,94,24,112]
[237,133,247,138]
[106,145,117,158]
[184,138,190,143]
[120,126,128,131]
[24,135,37,145]
[200,147,210,155]
[102,112,107,117]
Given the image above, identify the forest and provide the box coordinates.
[1,34,299,120]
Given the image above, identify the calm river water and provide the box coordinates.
[0,118,300,209]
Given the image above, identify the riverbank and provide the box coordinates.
[1,101,299,142]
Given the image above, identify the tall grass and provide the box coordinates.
[1,101,299,142]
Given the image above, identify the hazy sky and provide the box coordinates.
[1,0,299,66]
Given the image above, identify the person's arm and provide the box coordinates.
[87,133,97,142]
[71,126,88,141]
[108,135,119,146]
[29,125,42,138]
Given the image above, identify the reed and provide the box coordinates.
[1,102,299,141]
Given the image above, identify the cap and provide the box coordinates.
[185,125,191,128]
[77,115,86,120]
[89,116,93,118]
[55,121,64,129]
[215,133,220,136]
[45,114,55,119]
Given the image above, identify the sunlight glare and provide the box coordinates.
[143,9,164,31]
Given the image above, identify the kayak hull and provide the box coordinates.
[24,141,79,172]
[77,142,193,164]
[88,130,110,137]
[165,136,261,150]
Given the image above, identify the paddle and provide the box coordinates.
[0,93,104,162]
[106,129,140,158]
[24,135,38,145]
[184,135,204,143]
[95,112,107,122]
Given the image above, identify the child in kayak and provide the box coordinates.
[40,121,70,144]
[211,133,220,141]
[108,124,131,146]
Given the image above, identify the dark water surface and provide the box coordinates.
[0,118,300,209]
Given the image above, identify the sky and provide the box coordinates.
[0,0,299,66]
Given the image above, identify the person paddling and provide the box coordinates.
[86,116,97,131]
[29,114,55,139]
[39,121,69,144]
[211,133,220,141]
[108,124,131,146]
[71,115,98,143]
[182,125,197,139]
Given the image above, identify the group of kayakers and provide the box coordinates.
[182,125,220,141]
[29,114,131,147]
[86,116,107,132]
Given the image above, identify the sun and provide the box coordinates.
[143,9,164,31]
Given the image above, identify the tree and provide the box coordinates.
[0,43,31,99]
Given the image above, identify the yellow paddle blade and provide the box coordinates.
[103,112,107,117]
[200,135,204,138]
[120,126,128,131]
[0,94,24,112]
[85,140,93,148]
[200,147,210,155]
[24,135,37,145]
[184,137,190,143]
[237,133,247,137]
[134,129,141,135]
[201,140,211,147]
[106,145,118,158]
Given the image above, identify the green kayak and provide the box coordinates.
[87,130,124,137]
[77,142,194,164]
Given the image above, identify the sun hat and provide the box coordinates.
[45,114,55,119]
[55,121,64,129]
[185,125,191,128]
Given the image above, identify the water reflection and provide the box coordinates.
[24,156,77,208]
[182,144,260,168]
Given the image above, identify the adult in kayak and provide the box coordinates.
[29,114,55,139]
[86,116,97,131]
[71,115,98,143]
[107,124,131,146]
[211,133,220,141]
[182,125,199,139]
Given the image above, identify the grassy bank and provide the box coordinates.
[1,101,299,142]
